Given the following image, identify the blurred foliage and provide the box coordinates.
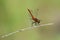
[0,0,60,40]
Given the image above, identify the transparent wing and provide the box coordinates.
[33,8,40,19]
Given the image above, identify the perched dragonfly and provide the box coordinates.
[27,8,40,26]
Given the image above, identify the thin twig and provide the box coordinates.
[1,23,54,38]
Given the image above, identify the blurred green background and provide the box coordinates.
[0,0,60,40]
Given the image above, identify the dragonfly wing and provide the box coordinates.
[33,9,40,19]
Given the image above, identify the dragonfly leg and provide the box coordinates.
[31,22,37,26]
[34,22,37,26]
[35,22,39,26]
[32,22,38,26]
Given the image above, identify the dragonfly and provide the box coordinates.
[27,8,40,26]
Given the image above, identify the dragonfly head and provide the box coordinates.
[38,19,40,24]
